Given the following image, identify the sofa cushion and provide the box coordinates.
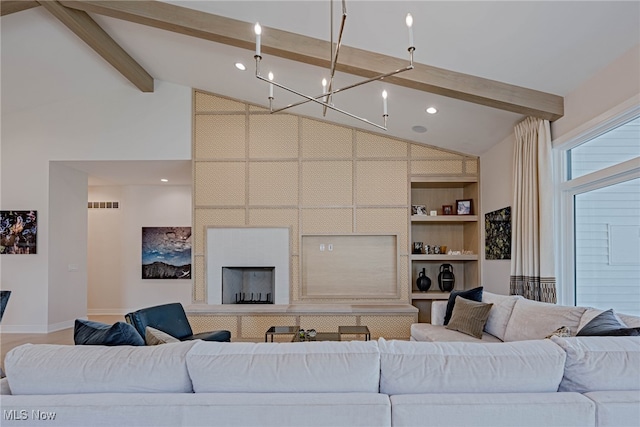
[503,299,586,342]
[378,338,566,395]
[584,391,640,427]
[411,323,502,343]
[145,326,180,345]
[390,392,595,427]
[577,309,640,336]
[481,292,522,341]
[4,341,197,395]
[73,319,144,346]
[550,336,640,393]
[445,297,493,339]
[186,340,380,393]
[443,286,483,325]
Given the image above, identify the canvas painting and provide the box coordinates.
[485,207,511,260]
[0,211,38,254]
[142,227,192,279]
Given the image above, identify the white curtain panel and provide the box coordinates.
[510,117,557,303]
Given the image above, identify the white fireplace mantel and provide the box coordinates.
[206,227,290,305]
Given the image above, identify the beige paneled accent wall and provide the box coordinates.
[193,90,478,304]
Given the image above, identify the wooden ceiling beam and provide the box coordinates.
[38,0,154,92]
[60,1,562,119]
[1,0,40,17]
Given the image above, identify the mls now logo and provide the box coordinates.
[4,409,56,421]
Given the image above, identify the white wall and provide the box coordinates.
[48,163,89,329]
[87,185,193,315]
[480,133,514,295]
[1,81,191,332]
[552,45,640,142]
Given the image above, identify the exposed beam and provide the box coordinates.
[1,0,40,16]
[38,0,154,92]
[59,0,563,120]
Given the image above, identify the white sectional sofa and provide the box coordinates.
[2,334,639,427]
[411,291,640,343]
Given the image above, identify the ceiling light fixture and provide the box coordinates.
[426,107,437,114]
[160,178,169,182]
[235,62,246,71]
[253,1,416,131]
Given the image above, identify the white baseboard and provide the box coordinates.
[0,319,83,334]
[87,309,130,316]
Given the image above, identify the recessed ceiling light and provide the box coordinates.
[412,125,427,133]
[235,62,246,71]
[160,178,169,182]
[426,107,438,114]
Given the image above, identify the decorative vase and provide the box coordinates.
[416,268,432,292]
[438,264,455,292]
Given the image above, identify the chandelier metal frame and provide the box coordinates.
[253,1,416,131]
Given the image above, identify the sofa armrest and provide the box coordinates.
[431,301,447,325]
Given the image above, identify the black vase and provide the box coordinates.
[416,268,432,292]
[438,264,455,292]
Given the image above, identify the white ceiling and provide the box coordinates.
[2,1,639,185]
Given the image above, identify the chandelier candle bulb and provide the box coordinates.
[406,13,414,48]
[268,72,274,98]
[382,90,388,116]
[254,22,262,57]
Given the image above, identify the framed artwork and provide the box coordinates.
[485,207,511,260]
[442,205,453,215]
[456,199,473,215]
[142,227,192,279]
[0,210,37,254]
[411,205,427,216]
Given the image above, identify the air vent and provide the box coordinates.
[88,201,119,209]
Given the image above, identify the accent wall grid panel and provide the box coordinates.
[141,227,192,279]
[192,90,478,306]
[301,235,399,299]
[0,210,37,254]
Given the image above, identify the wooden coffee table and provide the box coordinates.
[338,325,371,341]
[265,326,299,342]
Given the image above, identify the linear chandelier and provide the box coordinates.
[253,1,416,131]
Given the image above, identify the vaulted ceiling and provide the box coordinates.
[3,1,639,163]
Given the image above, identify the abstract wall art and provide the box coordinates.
[485,207,511,260]
[142,227,192,279]
[0,210,37,254]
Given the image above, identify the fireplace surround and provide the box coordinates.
[206,227,290,305]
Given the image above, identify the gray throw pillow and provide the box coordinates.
[577,309,640,336]
[444,286,483,325]
[445,297,493,339]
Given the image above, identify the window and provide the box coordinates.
[558,107,640,316]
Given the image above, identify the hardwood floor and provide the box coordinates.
[0,315,122,373]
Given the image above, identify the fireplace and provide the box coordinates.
[206,227,290,305]
[222,267,274,304]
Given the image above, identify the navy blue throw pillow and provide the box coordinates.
[74,319,145,346]
[443,287,483,325]
[577,309,640,336]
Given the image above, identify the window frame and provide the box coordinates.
[554,98,640,307]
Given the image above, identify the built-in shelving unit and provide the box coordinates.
[409,177,480,322]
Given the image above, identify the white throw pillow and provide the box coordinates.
[481,292,522,340]
[145,326,180,345]
[503,298,586,342]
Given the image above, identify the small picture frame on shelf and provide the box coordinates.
[456,199,473,215]
[412,205,427,216]
[442,205,453,215]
